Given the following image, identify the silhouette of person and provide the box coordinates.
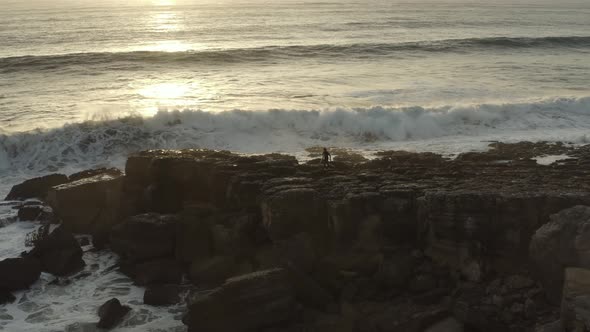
[322,148,331,167]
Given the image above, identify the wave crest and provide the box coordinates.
[2,36,589,73]
[1,96,590,174]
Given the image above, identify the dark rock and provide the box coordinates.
[285,262,334,311]
[183,268,295,332]
[0,257,41,290]
[97,298,131,329]
[357,301,448,332]
[17,205,44,221]
[261,188,331,252]
[189,255,237,286]
[530,206,590,303]
[110,213,177,262]
[144,284,181,306]
[0,289,16,305]
[410,274,438,293]
[175,215,213,264]
[46,172,125,233]
[133,259,184,286]
[28,225,85,276]
[5,174,68,201]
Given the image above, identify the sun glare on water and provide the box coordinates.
[139,83,189,99]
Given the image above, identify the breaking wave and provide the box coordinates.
[1,96,590,176]
[2,35,590,73]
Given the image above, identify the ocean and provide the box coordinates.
[0,0,589,330]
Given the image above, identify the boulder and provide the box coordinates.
[97,298,131,329]
[28,225,85,276]
[530,206,590,303]
[110,213,177,262]
[46,172,124,233]
[144,284,181,306]
[561,268,590,331]
[0,257,41,290]
[183,268,296,332]
[5,174,68,201]
[133,259,184,286]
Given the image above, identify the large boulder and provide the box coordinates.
[5,174,68,201]
[110,213,177,262]
[530,206,590,303]
[46,172,124,233]
[28,225,85,276]
[183,268,296,332]
[561,268,590,331]
[97,298,131,329]
[0,257,41,290]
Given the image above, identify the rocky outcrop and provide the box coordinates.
[97,298,131,329]
[8,142,590,332]
[46,172,125,234]
[530,206,590,303]
[0,257,41,290]
[4,174,68,201]
[183,268,295,332]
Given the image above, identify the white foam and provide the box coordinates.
[534,154,571,165]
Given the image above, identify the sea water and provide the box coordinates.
[0,0,589,330]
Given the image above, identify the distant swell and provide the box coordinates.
[2,35,590,72]
[1,96,590,175]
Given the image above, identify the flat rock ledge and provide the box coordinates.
[6,142,590,331]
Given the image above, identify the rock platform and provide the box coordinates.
[6,141,590,331]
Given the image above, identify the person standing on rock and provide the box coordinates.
[322,148,332,168]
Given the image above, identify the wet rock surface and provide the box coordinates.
[5,142,590,331]
[97,297,131,329]
[27,225,85,276]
